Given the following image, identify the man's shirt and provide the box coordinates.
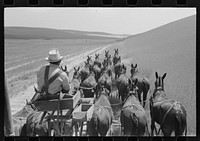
[37,64,70,94]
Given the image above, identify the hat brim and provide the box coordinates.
[45,56,63,62]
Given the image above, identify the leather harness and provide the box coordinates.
[41,66,63,95]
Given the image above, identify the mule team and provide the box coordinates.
[14,48,187,136]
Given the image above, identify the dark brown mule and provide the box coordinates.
[12,101,36,136]
[116,64,130,102]
[80,66,97,98]
[98,62,113,95]
[94,53,102,68]
[93,64,102,82]
[103,54,112,67]
[80,61,91,82]
[149,72,187,136]
[130,64,150,108]
[121,79,149,136]
[105,50,109,58]
[114,62,123,79]
[24,85,76,136]
[21,87,53,136]
[87,83,114,136]
[113,48,121,66]
[24,110,49,136]
[86,55,94,67]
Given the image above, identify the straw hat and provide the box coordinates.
[45,49,63,62]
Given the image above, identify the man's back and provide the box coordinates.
[37,64,70,95]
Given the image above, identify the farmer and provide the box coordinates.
[32,49,70,101]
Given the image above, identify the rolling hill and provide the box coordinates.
[4,27,129,40]
[106,14,196,135]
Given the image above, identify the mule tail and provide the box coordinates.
[131,113,139,135]
[94,115,99,132]
[175,111,182,136]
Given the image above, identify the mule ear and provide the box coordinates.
[162,73,167,80]
[131,64,134,68]
[65,66,67,71]
[155,72,158,79]
[135,64,137,68]
[78,66,80,71]
[74,67,76,71]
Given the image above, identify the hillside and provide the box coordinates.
[4,27,129,40]
[106,15,196,135]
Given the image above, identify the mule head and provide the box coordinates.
[130,63,138,76]
[95,53,99,60]
[84,61,91,68]
[61,65,69,76]
[127,78,139,99]
[114,48,119,56]
[105,50,109,58]
[120,64,127,74]
[73,67,80,79]
[154,72,167,92]
[95,82,109,99]
[87,55,92,61]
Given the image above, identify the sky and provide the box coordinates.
[5,8,196,35]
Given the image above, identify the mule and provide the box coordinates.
[61,65,69,76]
[98,64,113,95]
[113,48,121,66]
[80,61,91,82]
[130,64,150,108]
[11,101,36,136]
[116,64,130,102]
[23,86,76,136]
[105,50,110,58]
[103,54,112,67]
[120,79,149,136]
[93,64,102,82]
[86,55,94,67]
[87,83,114,136]
[80,69,97,98]
[149,72,187,136]
[70,67,81,95]
[94,53,102,68]
[23,111,49,136]
[114,62,123,79]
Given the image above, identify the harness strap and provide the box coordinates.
[41,66,63,95]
